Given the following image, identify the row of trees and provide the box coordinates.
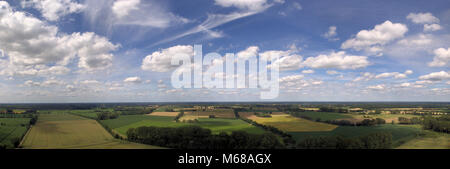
[296,132,393,149]
[422,115,449,133]
[325,118,386,126]
[398,117,422,124]
[96,112,120,120]
[126,126,284,149]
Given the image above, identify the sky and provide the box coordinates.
[0,0,449,103]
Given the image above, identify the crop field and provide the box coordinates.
[148,111,180,117]
[395,126,450,149]
[184,111,236,118]
[0,118,30,148]
[289,124,426,147]
[349,114,422,124]
[248,114,338,132]
[101,115,266,136]
[21,113,160,149]
[291,111,353,121]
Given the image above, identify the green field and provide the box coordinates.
[291,111,353,121]
[101,115,266,136]
[396,126,450,149]
[0,118,30,148]
[289,124,426,147]
[248,114,338,132]
[21,113,160,149]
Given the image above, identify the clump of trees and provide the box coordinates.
[296,132,392,149]
[126,126,284,149]
[398,117,422,125]
[96,112,120,120]
[174,111,184,122]
[422,115,449,133]
[325,118,386,126]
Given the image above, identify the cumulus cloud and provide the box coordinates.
[237,46,259,60]
[21,0,85,21]
[302,69,314,74]
[124,76,142,84]
[419,71,450,81]
[367,84,385,91]
[326,70,339,75]
[424,24,442,32]
[0,1,118,75]
[112,0,140,18]
[375,71,411,79]
[303,51,369,70]
[141,45,194,72]
[428,48,450,67]
[407,12,439,24]
[341,21,408,56]
[214,0,271,12]
[322,26,339,41]
[260,50,303,71]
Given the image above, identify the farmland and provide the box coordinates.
[101,115,266,136]
[290,111,352,121]
[247,114,337,132]
[0,118,30,148]
[289,124,426,147]
[0,102,448,149]
[21,112,160,149]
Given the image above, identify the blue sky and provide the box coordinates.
[0,0,449,103]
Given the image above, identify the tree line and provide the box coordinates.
[126,126,284,149]
[296,132,392,149]
[422,115,449,133]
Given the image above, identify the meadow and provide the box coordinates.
[290,111,353,121]
[101,115,266,136]
[21,112,160,149]
[247,114,338,132]
[0,118,30,148]
[289,124,427,147]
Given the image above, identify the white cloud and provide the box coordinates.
[302,69,314,74]
[326,70,339,75]
[375,72,409,79]
[260,50,303,71]
[367,84,385,91]
[21,0,85,21]
[322,26,339,41]
[419,71,450,81]
[279,75,304,83]
[341,21,408,56]
[214,0,270,12]
[353,72,375,82]
[124,76,142,84]
[407,12,439,24]
[141,45,194,72]
[424,24,442,32]
[79,80,100,85]
[405,70,413,75]
[237,46,259,60]
[303,51,369,70]
[0,2,118,74]
[112,0,140,18]
[428,48,450,67]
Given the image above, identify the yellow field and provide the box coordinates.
[248,114,337,132]
[148,112,180,117]
[21,113,160,149]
